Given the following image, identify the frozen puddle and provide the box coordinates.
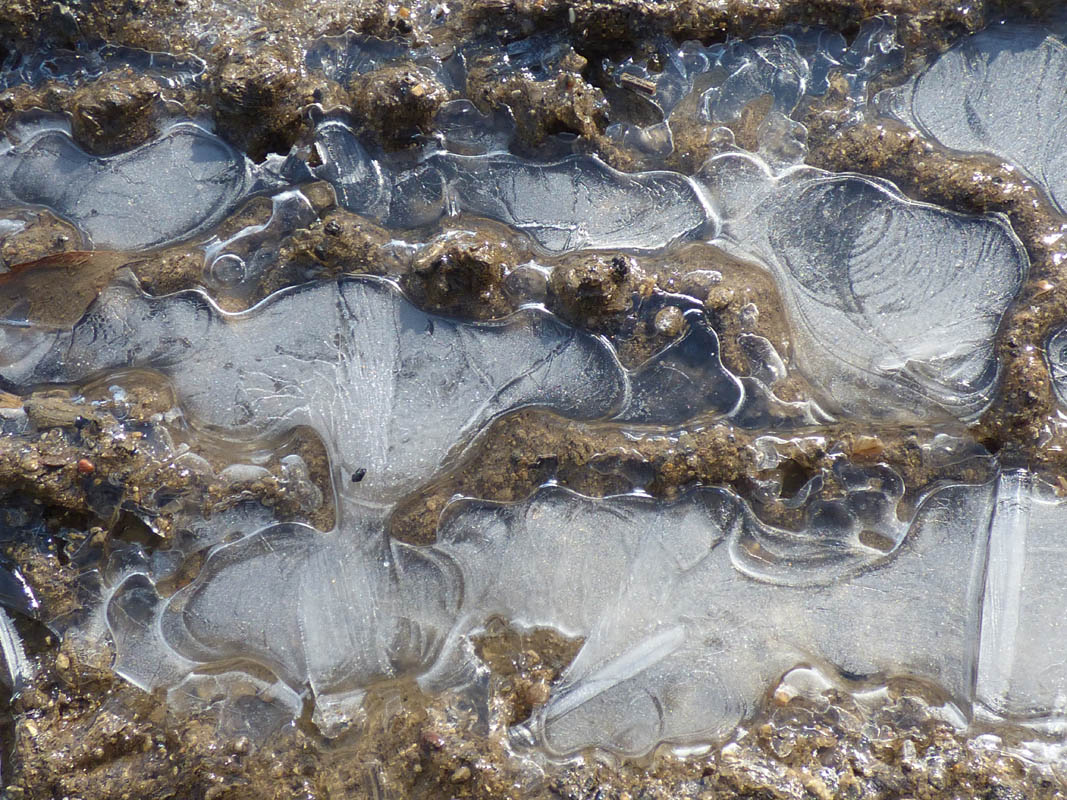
[0,120,251,249]
[701,152,1027,421]
[314,120,715,253]
[0,57,1046,764]
[100,464,1067,753]
[892,25,1067,213]
[0,273,626,507]
[317,124,1026,421]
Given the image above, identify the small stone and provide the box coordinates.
[525,681,551,706]
[451,766,471,782]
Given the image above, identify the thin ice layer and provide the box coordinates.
[102,463,1067,754]
[314,120,714,253]
[0,273,626,506]
[902,26,1067,213]
[107,466,1005,754]
[440,476,988,755]
[700,152,1027,421]
[0,121,250,249]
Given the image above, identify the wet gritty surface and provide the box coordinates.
[2,1,1067,798]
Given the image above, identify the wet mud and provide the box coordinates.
[2,1,1067,798]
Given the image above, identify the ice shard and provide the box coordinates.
[700,152,1027,421]
[899,26,1067,213]
[976,470,1067,722]
[0,273,626,507]
[0,121,251,249]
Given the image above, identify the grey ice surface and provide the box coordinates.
[700,152,1027,421]
[0,43,205,89]
[305,32,445,86]
[0,272,626,507]
[900,25,1067,213]
[0,120,251,249]
[619,308,743,423]
[110,504,461,727]
[314,120,715,253]
[424,151,714,253]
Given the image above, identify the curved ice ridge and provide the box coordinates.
[314,120,716,253]
[891,25,1067,214]
[0,119,251,250]
[700,152,1027,421]
[101,467,1067,754]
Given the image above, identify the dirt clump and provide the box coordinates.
[466,44,610,152]
[403,227,514,318]
[209,45,313,160]
[548,253,639,331]
[68,69,162,155]
[348,63,449,148]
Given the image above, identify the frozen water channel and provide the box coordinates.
[3,17,1067,774]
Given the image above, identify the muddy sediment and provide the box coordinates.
[2,1,1067,799]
